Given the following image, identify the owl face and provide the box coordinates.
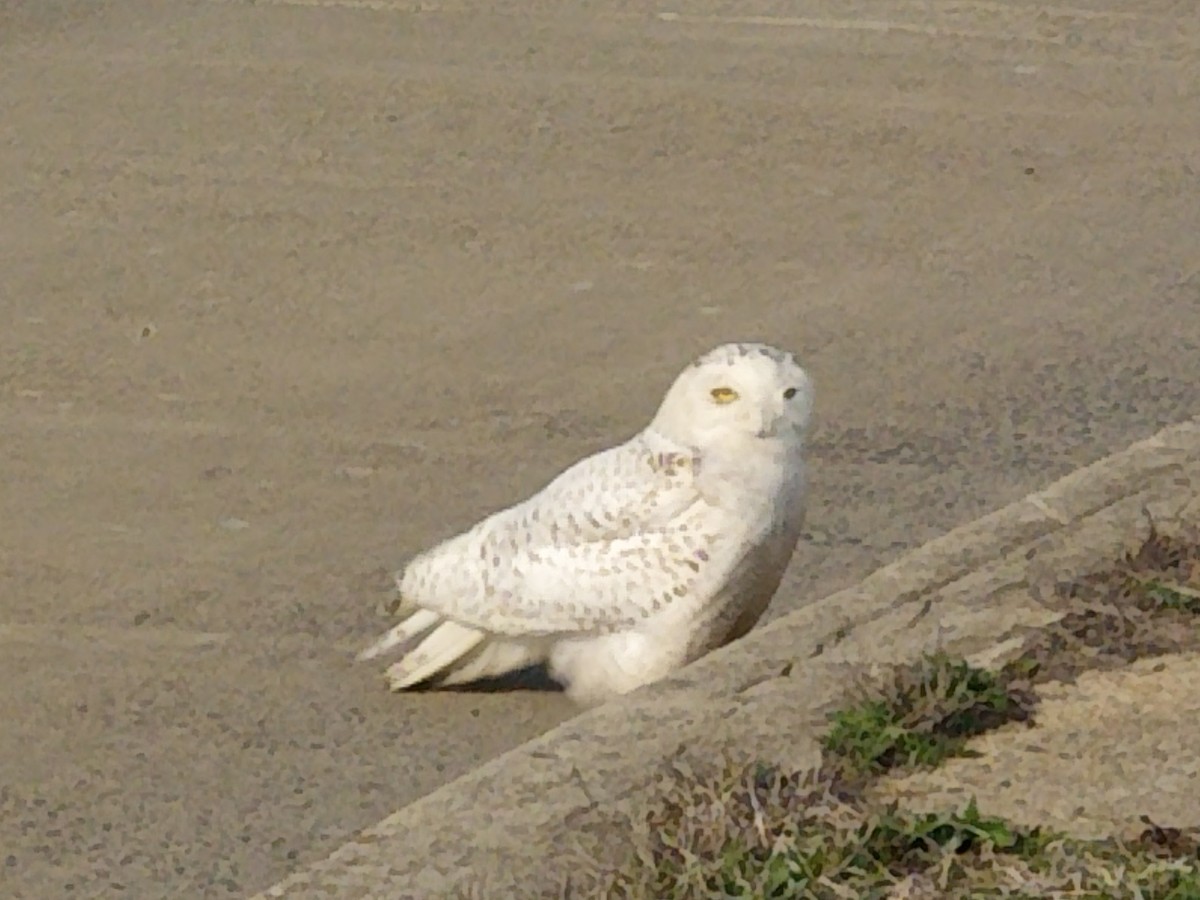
[652,343,813,448]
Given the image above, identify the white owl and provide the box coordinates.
[357,342,814,706]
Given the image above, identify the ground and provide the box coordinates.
[602,525,1200,897]
[1,0,1198,896]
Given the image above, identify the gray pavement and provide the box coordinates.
[1,0,1197,896]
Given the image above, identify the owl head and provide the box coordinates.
[650,342,814,449]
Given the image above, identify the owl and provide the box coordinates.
[357,342,814,706]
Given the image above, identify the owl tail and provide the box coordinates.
[357,606,545,691]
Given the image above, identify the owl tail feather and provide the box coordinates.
[357,607,548,691]
[382,619,488,690]
[355,607,441,662]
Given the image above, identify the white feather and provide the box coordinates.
[433,639,549,686]
[384,620,486,690]
[355,608,440,661]
[359,341,814,704]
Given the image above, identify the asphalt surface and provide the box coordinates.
[1,0,1197,896]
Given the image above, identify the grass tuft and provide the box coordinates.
[822,653,1036,783]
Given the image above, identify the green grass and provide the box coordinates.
[602,760,1200,899]
[822,653,1035,781]
[598,652,1200,899]
[1129,575,1200,613]
[1120,517,1200,614]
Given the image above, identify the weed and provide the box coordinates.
[822,653,1034,781]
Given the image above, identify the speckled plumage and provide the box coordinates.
[358,342,814,705]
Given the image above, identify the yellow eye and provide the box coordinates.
[710,386,739,404]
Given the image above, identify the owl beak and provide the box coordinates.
[755,414,779,440]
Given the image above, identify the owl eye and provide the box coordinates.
[710,386,739,404]
[783,387,798,400]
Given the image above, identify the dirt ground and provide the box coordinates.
[2,1,1199,897]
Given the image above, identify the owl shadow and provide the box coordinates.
[430,664,563,695]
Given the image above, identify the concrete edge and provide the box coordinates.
[253,417,1200,899]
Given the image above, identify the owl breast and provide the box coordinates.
[684,465,807,658]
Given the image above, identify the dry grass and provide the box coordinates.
[1021,516,1200,684]
[590,523,1200,899]
[820,654,1037,792]
[600,760,1200,899]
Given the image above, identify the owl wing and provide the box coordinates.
[396,433,741,636]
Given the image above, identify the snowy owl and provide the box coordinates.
[357,342,814,706]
